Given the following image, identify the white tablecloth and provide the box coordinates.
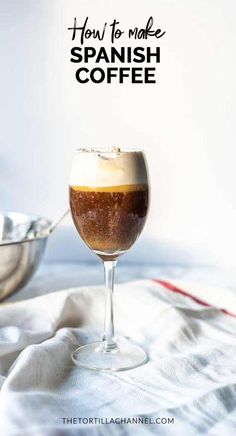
[1,266,236,435]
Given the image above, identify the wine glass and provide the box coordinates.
[69,147,149,371]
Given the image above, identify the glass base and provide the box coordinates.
[71,339,148,372]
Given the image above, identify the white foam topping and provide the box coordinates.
[70,148,148,187]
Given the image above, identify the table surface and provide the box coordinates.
[3,261,236,436]
[6,260,236,303]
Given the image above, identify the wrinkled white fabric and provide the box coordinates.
[0,279,236,436]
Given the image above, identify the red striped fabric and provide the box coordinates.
[153,279,236,318]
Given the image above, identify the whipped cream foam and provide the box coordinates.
[70,148,148,187]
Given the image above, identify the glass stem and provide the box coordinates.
[102,260,118,352]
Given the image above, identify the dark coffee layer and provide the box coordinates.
[70,184,149,259]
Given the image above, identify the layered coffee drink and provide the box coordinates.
[69,148,149,260]
[69,148,150,371]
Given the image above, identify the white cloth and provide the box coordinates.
[1,278,236,436]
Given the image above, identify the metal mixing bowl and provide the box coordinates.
[0,212,52,301]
